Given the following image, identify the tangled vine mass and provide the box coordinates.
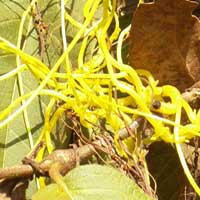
[0,0,200,195]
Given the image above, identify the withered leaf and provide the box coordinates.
[0,178,28,200]
[129,0,200,91]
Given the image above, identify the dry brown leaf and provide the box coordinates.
[129,0,200,91]
[0,178,28,200]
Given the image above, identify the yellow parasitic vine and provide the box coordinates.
[0,0,200,195]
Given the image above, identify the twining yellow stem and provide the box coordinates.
[65,12,82,29]
[49,162,74,199]
[44,98,56,153]
[0,0,101,128]
[117,25,131,64]
[138,0,143,5]
[174,100,200,196]
[0,0,198,144]
[61,0,67,51]
[0,64,27,81]
[1,0,200,192]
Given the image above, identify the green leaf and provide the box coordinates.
[0,0,100,168]
[0,0,53,167]
[0,0,54,197]
[0,0,101,198]
[32,164,154,200]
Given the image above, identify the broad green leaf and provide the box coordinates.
[0,0,102,198]
[0,0,59,167]
[0,0,100,166]
[32,164,154,200]
[0,0,60,197]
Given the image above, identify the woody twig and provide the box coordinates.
[0,118,143,180]
[31,2,48,61]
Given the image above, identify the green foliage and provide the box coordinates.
[0,0,60,168]
[32,164,153,200]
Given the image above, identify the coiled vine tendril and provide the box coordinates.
[0,0,200,194]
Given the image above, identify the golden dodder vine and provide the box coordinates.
[0,0,200,194]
